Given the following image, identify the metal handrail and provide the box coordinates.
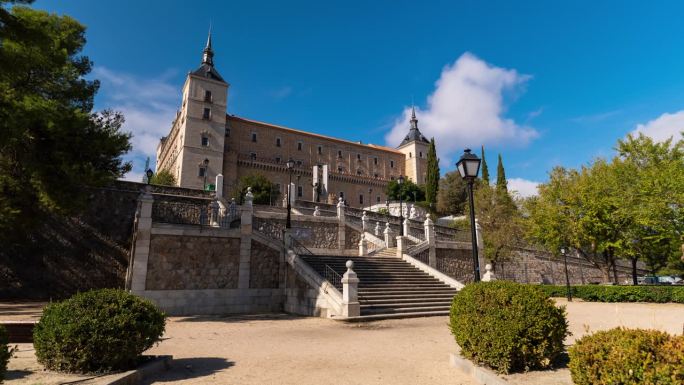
[324,264,343,290]
[290,236,314,256]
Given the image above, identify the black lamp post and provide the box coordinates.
[202,158,209,191]
[385,199,390,221]
[286,158,295,229]
[145,169,154,185]
[369,187,373,210]
[456,148,482,282]
[561,247,572,301]
[398,175,405,236]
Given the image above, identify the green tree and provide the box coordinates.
[0,1,131,240]
[233,173,279,205]
[480,145,489,184]
[436,171,467,215]
[496,154,507,193]
[385,179,425,202]
[425,138,440,208]
[149,169,176,186]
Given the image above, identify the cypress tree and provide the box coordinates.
[425,138,440,207]
[496,154,508,193]
[481,145,490,184]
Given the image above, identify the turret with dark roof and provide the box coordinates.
[191,29,226,83]
[399,106,429,147]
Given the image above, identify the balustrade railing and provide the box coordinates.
[434,225,470,242]
[152,200,209,226]
[254,217,285,240]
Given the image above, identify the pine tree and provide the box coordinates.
[425,138,440,207]
[496,154,508,193]
[481,145,489,184]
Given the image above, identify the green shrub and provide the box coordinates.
[569,328,684,385]
[1,325,16,383]
[33,289,165,373]
[449,281,569,374]
[536,284,684,303]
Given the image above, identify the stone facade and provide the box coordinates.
[155,36,432,208]
[146,234,240,290]
[250,240,280,289]
[345,226,362,249]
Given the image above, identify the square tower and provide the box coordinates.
[396,107,429,185]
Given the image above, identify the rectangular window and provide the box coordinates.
[250,152,257,160]
[275,183,281,193]
[203,108,211,120]
[251,133,257,142]
[204,90,212,102]
[359,194,364,205]
[339,192,344,198]
[225,128,230,137]
[338,150,342,158]
[297,186,303,197]
[198,166,207,177]
[201,136,209,147]
[374,157,378,165]
[276,137,281,147]
[337,166,343,173]
[275,157,281,163]
[297,142,303,151]
[390,160,395,168]
[296,160,303,167]
[376,196,381,203]
[419,151,423,158]
[317,145,322,155]
[374,173,378,178]
[357,153,361,160]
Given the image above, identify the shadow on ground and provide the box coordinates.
[4,369,32,381]
[176,313,305,323]
[144,357,234,383]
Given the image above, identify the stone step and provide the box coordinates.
[361,305,450,315]
[359,293,456,301]
[360,299,454,306]
[337,310,450,322]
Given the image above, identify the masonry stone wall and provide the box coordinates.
[146,234,240,290]
[436,248,474,284]
[250,240,280,289]
[345,226,361,249]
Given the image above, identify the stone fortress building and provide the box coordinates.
[156,33,432,207]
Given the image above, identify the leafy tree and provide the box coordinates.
[425,138,440,208]
[480,145,490,184]
[0,1,131,241]
[496,154,507,193]
[233,173,279,205]
[385,178,425,202]
[149,169,176,186]
[436,171,467,215]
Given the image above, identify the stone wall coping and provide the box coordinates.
[402,253,465,290]
[449,349,510,385]
[151,223,240,238]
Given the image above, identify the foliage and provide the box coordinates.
[0,324,17,382]
[233,173,279,205]
[569,328,684,385]
[149,169,176,186]
[436,170,467,215]
[425,138,440,208]
[0,2,131,242]
[496,154,507,193]
[385,178,425,202]
[449,281,569,374]
[377,208,389,215]
[33,289,165,373]
[536,284,684,303]
[468,182,524,264]
[480,145,489,184]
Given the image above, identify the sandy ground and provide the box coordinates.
[3,300,684,385]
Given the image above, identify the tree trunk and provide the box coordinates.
[631,257,638,285]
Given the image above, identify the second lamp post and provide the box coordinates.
[456,148,482,282]
[286,158,295,229]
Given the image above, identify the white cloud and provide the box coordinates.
[93,67,180,180]
[508,178,540,198]
[632,110,684,143]
[385,53,538,166]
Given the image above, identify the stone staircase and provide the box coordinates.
[370,247,397,258]
[300,255,458,321]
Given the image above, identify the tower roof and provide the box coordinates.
[399,106,429,147]
[191,29,226,83]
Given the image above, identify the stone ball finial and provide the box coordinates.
[346,260,354,270]
[485,263,493,272]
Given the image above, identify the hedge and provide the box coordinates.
[536,284,684,303]
[0,325,16,383]
[33,289,165,373]
[569,328,684,385]
[449,281,569,374]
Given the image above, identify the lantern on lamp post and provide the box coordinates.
[456,148,482,282]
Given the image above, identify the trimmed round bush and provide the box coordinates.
[449,281,569,374]
[33,289,165,373]
[569,328,684,385]
[1,325,15,382]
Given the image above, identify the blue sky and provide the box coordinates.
[35,0,684,195]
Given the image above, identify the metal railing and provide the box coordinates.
[434,225,470,242]
[324,264,343,290]
[290,236,314,257]
[412,248,430,265]
[408,225,426,241]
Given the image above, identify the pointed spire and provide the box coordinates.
[410,105,418,130]
[202,26,214,66]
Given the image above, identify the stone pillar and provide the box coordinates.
[337,197,346,250]
[238,187,254,289]
[482,263,496,282]
[424,217,436,268]
[215,174,224,199]
[384,222,395,248]
[403,218,410,238]
[358,233,368,256]
[396,236,406,258]
[129,187,154,293]
[342,260,360,317]
[361,211,369,231]
[374,221,380,236]
[210,199,220,227]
